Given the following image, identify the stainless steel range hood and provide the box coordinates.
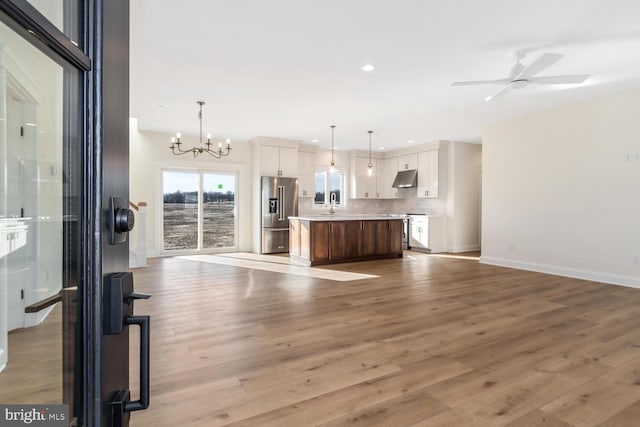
[392,169,418,188]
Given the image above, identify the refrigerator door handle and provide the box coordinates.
[278,186,285,221]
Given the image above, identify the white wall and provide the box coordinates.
[129,120,253,254]
[481,88,640,287]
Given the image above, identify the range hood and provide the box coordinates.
[392,169,418,188]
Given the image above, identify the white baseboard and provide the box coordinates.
[480,256,640,289]
[450,244,481,253]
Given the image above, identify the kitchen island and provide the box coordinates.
[288,215,403,266]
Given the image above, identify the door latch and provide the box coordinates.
[108,197,135,245]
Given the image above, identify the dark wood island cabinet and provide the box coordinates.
[289,216,403,266]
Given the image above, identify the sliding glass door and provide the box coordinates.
[162,171,199,251]
[202,173,236,250]
[162,169,237,253]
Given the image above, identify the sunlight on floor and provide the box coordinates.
[177,254,379,282]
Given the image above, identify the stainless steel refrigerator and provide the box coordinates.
[261,176,298,253]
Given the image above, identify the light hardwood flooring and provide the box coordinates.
[4,251,640,426]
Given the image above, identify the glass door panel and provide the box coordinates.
[0,15,82,417]
[162,171,199,250]
[202,173,237,250]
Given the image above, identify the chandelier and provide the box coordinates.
[169,101,231,158]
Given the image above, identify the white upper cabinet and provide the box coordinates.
[396,153,418,171]
[417,149,439,198]
[297,151,316,197]
[260,145,298,177]
[351,156,379,199]
[383,158,399,199]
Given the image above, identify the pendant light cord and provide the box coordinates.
[330,125,336,163]
[199,102,203,144]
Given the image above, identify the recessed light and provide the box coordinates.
[408,139,414,144]
[311,139,318,143]
[361,64,375,72]
[379,147,385,150]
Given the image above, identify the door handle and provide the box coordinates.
[24,291,62,313]
[125,315,150,412]
[278,186,285,221]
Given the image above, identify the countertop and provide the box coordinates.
[289,214,406,221]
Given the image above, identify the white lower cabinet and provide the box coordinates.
[409,216,447,253]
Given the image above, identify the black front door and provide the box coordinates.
[0,1,147,426]
[99,1,150,425]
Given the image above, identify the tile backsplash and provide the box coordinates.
[298,187,445,216]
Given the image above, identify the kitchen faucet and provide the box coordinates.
[329,192,337,215]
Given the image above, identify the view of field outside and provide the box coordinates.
[315,171,343,205]
[162,171,236,251]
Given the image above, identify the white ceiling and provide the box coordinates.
[130,0,640,152]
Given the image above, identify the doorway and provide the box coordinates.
[161,169,238,253]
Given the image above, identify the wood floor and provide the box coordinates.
[129,253,640,426]
[3,251,640,426]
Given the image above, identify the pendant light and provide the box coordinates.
[329,125,337,173]
[367,130,373,176]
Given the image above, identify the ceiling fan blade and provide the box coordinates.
[527,74,590,85]
[509,61,525,80]
[518,52,563,79]
[485,85,511,102]
[451,79,509,86]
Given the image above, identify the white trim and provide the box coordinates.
[450,244,481,253]
[480,256,640,289]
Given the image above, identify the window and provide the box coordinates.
[314,170,344,206]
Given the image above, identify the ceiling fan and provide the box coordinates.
[451,52,590,102]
